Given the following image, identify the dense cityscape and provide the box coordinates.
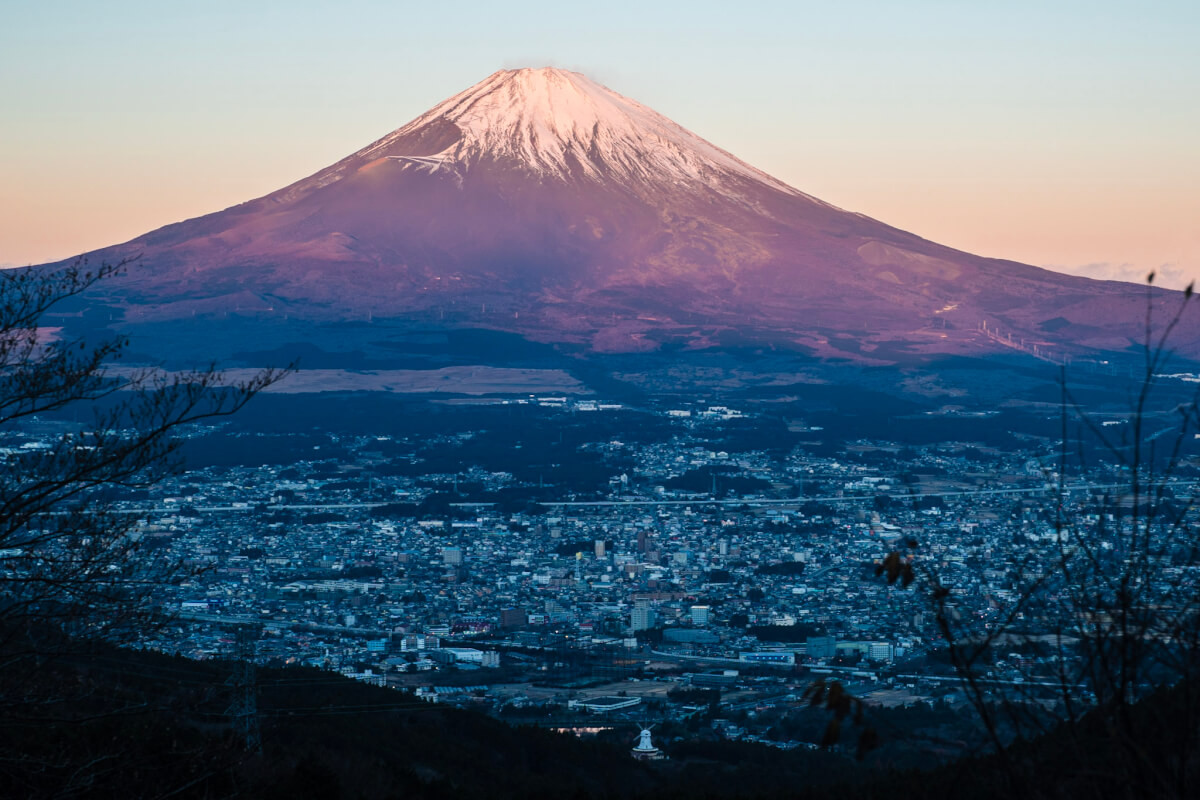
[11,394,1177,755]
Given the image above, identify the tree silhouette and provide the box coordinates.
[879,273,1200,798]
[0,260,288,702]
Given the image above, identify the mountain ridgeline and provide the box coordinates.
[44,67,1200,396]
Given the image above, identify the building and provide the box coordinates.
[690,605,711,626]
[499,608,526,628]
[442,547,464,565]
[594,539,606,558]
[664,628,719,645]
[340,668,387,687]
[631,727,665,761]
[739,651,796,666]
[689,671,739,688]
[570,696,641,713]
[868,641,894,663]
[806,635,837,660]
[428,647,486,665]
[631,599,656,632]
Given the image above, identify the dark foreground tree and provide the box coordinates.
[879,273,1200,799]
[0,261,287,714]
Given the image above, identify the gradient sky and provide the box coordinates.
[2,1,1197,286]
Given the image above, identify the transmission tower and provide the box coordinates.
[225,625,262,753]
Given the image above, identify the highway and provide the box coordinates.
[536,481,1198,508]
[177,610,392,637]
[83,479,1196,517]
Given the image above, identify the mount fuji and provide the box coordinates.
[55,67,1199,378]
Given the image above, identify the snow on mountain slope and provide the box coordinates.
[285,68,824,204]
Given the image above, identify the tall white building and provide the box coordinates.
[631,599,656,632]
[868,642,894,662]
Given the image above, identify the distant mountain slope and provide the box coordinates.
[56,67,1199,362]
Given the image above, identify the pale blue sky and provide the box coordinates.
[2,0,1197,284]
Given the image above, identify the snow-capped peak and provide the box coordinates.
[358,68,807,197]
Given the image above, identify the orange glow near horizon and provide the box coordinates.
[4,128,1195,289]
[2,1,1197,287]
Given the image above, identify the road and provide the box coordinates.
[177,611,392,637]
[537,481,1198,508]
[82,479,1196,517]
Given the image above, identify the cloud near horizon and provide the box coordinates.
[1046,262,1193,290]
